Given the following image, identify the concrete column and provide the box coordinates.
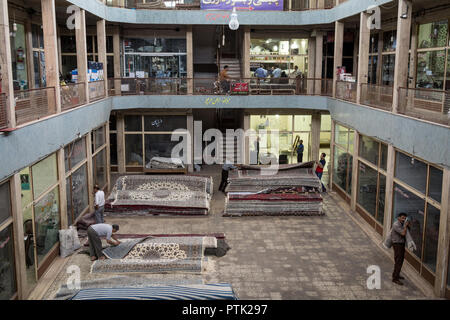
[434,168,450,297]
[25,21,35,90]
[382,144,395,239]
[408,22,418,89]
[113,26,121,95]
[97,19,108,96]
[117,113,126,173]
[86,132,94,211]
[186,26,193,95]
[392,0,412,113]
[317,0,325,9]
[243,26,251,79]
[311,112,321,162]
[0,0,16,128]
[333,21,344,97]
[314,32,323,95]
[41,0,61,113]
[307,37,316,95]
[10,174,27,299]
[75,9,89,103]
[350,131,360,211]
[356,12,370,104]
[57,148,68,229]
[309,0,317,9]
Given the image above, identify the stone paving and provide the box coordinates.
[43,165,427,300]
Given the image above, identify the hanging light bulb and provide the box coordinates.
[229,7,239,31]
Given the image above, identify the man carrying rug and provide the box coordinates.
[88,223,121,261]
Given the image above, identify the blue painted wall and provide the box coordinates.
[65,0,393,25]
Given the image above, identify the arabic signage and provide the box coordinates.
[200,0,283,11]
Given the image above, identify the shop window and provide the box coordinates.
[125,135,143,166]
[110,133,118,166]
[64,138,87,172]
[251,115,292,132]
[368,56,378,85]
[144,115,187,132]
[0,181,11,225]
[144,134,185,165]
[380,143,388,171]
[107,56,114,79]
[333,147,352,194]
[32,154,58,199]
[34,187,60,265]
[418,21,448,49]
[294,116,311,132]
[377,174,386,225]
[382,54,395,86]
[359,135,379,166]
[395,152,427,194]
[335,124,349,147]
[416,50,446,90]
[32,24,44,49]
[370,33,379,54]
[357,162,378,217]
[10,22,28,90]
[93,149,107,188]
[0,225,17,300]
[106,36,114,53]
[60,36,77,53]
[65,178,73,226]
[382,31,396,52]
[393,183,424,260]
[67,164,89,226]
[109,114,117,131]
[124,38,186,54]
[423,204,440,272]
[125,115,142,132]
[428,166,443,203]
[94,126,106,151]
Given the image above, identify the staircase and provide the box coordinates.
[217,109,244,164]
[219,58,242,79]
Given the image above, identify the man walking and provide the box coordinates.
[296,139,304,163]
[94,185,105,223]
[391,213,410,285]
[87,223,121,261]
[219,160,239,193]
[315,153,326,192]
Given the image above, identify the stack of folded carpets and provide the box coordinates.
[223,162,324,217]
[105,175,213,216]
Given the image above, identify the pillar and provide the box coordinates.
[243,26,251,79]
[350,131,359,211]
[434,168,450,297]
[356,12,370,104]
[307,37,316,95]
[0,0,16,128]
[392,0,412,113]
[333,21,344,97]
[314,32,323,95]
[311,112,321,162]
[10,174,27,299]
[86,132,94,210]
[317,0,325,9]
[186,26,193,94]
[57,149,68,229]
[41,0,61,113]
[97,19,108,96]
[75,9,89,103]
[113,26,121,95]
[382,144,395,239]
[117,113,126,173]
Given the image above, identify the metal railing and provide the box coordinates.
[109,78,187,95]
[336,80,357,103]
[398,87,450,126]
[105,0,336,10]
[61,82,87,111]
[0,93,7,129]
[14,87,56,126]
[360,83,393,111]
[89,81,106,102]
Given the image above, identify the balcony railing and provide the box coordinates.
[89,81,106,102]
[360,83,393,111]
[105,0,336,10]
[14,87,56,126]
[0,93,7,130]
[336,80,357,103]
[398,87,450,126]
[61,82,87,111]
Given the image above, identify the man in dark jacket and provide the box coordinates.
[391,213,410,285]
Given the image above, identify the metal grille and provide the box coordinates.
[336,81,357,103]
[15,87,56,126]
[61,82,87,111]
[0,93,7,129]
[89,81,106,102]
[360,84,393,111]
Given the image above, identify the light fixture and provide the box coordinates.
[273,45,278,52]
[400,4,409,19]
[229,7,239,31]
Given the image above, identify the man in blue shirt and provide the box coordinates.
[296,139,304,163]
[254,65,267,78]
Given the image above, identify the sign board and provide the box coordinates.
[200,0,283,11]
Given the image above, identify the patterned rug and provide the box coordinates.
[69,284,238,300]
[106,175,213,216]
[91,237,206,274]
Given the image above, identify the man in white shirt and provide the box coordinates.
[88,223,121,261]
[94,185,106,224]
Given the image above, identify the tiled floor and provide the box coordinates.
[42,165,427,300]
